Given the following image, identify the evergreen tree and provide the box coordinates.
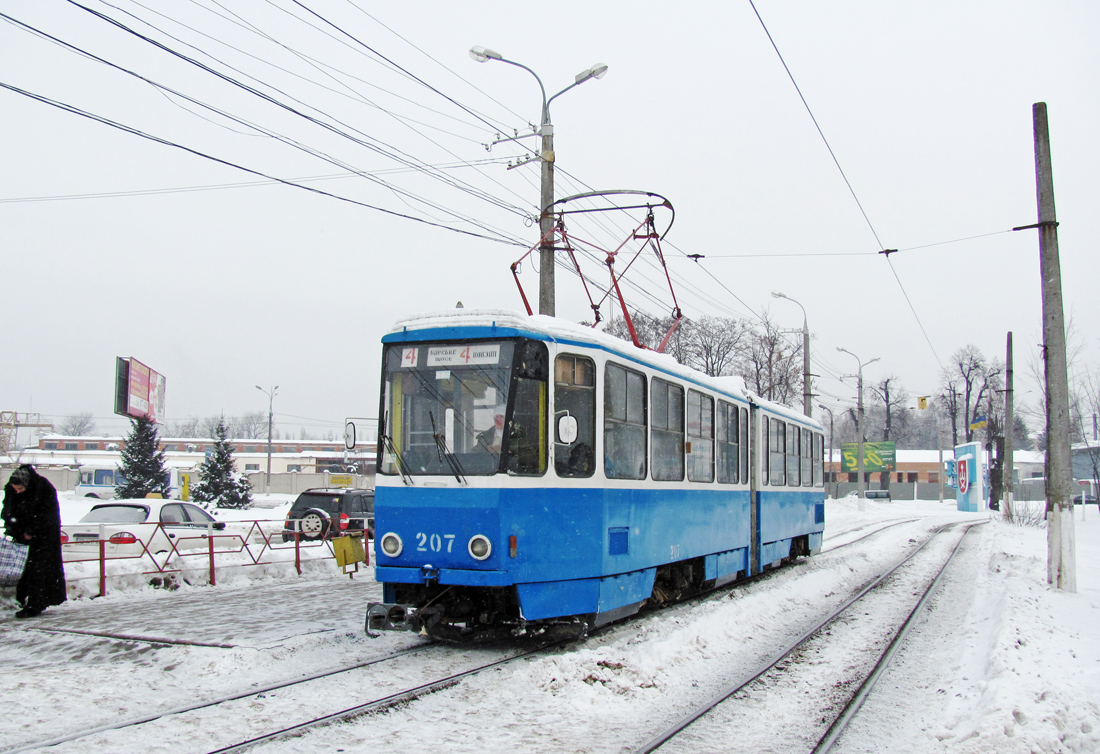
[116,415,171,499]
[191,418,253,510]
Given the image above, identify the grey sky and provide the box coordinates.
[2,0,1097,441]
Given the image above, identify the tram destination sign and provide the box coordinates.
[839,441,896,473]
[425,343,501,367]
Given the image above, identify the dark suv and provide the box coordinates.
[282,488,374,542]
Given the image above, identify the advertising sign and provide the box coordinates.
[839,441,897,473]
[113,357,167,423]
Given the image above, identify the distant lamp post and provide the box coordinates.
[255,385,278,496]
[772,291,812,417]
[817,403,835,496]
[836,347,879,510]
[470,46,608,317]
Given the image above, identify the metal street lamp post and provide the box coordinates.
[836,348,879,511]
[255,385,278,496]
[817,403,835,497]
[470,46,608,317]
[772,291,812,417]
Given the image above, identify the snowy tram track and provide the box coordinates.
[634,521,984,754]
[205,641,566,754]
[0,642,437,754]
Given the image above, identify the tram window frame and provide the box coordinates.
[687,390,714,483]
[802,428,814,487]
[813,433,825,487]
[554,354,596,478]
[505,340,549,476]
[786,423,800,486]
[604,362,647,480]
[716,400,739,484]
[740,407,749,483]
[769,418,786,486]
[650,378,685,482]
[761,416,769,486]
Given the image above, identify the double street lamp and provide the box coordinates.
[771,291,812,417]
[470,46,608,317]
[836,347,879,510]
[255,385,278,496]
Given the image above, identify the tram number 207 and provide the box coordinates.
[417,533,456,552]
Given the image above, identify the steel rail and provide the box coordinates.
[205,641,566,754]
[633,522,965,753]
[0,642,435,754]
[811,521,984,753]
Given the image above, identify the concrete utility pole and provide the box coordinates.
[256,385,278,497]
[837,347,879,511]
[1029,102,1075,592]
[1003,332,1014,522]
[470,47,608,317]
[772,291,812,417]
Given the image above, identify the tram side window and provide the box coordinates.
[769,418,786,486]
[506,341,548,476]
[716,401,739,484]
[740,407,749,483]
[687,390,714,482]
[605,363,647,479]
[786,423,800,486]
[813,432,824,487]
[651,378,685,481]
[761,416,769,486]
[802,428,814,487]
[554,355,596,478]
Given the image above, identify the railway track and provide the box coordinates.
[633,521,984,753]
[1,635,569,754]
[0,641,434,754]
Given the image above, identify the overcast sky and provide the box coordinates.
[2,0,1097,443]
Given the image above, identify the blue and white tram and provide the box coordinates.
[367,310,825,641]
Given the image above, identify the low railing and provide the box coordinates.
[60,518,370,597]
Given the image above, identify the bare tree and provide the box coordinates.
[738,311,801,405]
[941,345,1003,444]
[235,411,268,440]
[688,316,750,377]
[867,377,910,442]
[59,412,97,436]
[168,416,201,438]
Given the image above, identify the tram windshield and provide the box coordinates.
[379,339,548,476]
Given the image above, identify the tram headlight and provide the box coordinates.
[380,533,403,557]
[468,534,492,560]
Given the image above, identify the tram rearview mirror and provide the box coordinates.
[344,421,356,450]
[558,415,578,444]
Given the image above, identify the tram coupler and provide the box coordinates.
[366,602,421,637]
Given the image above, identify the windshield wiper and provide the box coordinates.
[430,412,467,485]
[380,412,413,486]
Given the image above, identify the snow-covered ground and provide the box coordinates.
[1,496,1097,753]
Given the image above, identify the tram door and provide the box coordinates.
[748,404,761,577]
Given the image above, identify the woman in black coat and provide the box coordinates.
[2,465,66,618]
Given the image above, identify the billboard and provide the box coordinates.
[840,441,896,473]
[114,357,166,423]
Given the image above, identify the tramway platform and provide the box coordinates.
[0,577,384,649]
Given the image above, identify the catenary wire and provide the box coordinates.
[52,3,532,223]
[0,80,526,246]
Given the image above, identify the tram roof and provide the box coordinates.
[386,309,821,430]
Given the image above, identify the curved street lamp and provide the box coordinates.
[836,348,879,509]
[255,385,278,496]
[470,46,608,317]
[772,291,812,417]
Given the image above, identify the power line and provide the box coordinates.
[0,80,525,246]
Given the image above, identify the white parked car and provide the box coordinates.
[62,500,226,560]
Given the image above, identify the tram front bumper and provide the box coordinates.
[366,602,422,634]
